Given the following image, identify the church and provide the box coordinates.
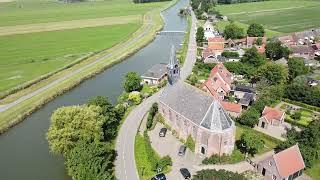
[159,46,236,157]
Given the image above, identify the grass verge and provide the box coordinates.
[0,0,178,134]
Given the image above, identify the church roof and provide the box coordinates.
[160,81,234,132]
[168,45,178,69]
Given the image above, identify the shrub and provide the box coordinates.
[185,135,195,152]
[128,92,142,105]
[221,51,239,58]
[157,155,172,170]
[193,169,245,180]
[146,103,158,130]
[291,111,302,120]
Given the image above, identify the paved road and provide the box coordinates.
[0,14,155,113]
[115,11,197,180]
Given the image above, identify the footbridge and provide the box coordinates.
[157,30,186,35]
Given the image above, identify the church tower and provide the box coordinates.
[167,45,180,85]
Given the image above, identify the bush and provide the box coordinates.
[157,155,172,170]
[193,169,245,180]
[128,92,142,105]
[238,108,260,127]
[221,51,239,58]
[146,103,158,129]
[202,149,244,165]
[185,135,195,152]
[291,111,302,120]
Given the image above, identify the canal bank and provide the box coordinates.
[0,0,189,179]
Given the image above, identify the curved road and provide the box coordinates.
[0,12,155,113]
[115,11,196,180]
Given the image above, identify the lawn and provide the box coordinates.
[236,124,281,155]
[216,0,320,33]
[305,160,320,179]
[279,103,317,126]
[0,23,140,92]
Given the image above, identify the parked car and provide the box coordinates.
[178,145,187,156]
[151,173,166,180]
[159,128,167,137]
[180,168,191,179]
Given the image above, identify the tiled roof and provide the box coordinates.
[160,81,234,132]
[208,37,225,50]
[221,101,242,113]
[262,106,284,123]
[141,63,167,79]
[210,63,233,85]
[202,48,215,59]
[274,145,305,178]
[290,45,314,54]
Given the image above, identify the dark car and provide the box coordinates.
[180,168,191,179]
[159,128,167,137]
[178,145,187,156]
[151,173,166,180]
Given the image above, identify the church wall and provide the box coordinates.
[159,101,235,157]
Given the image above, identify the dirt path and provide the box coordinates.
[0,15,140,36]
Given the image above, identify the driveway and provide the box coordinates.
[149,123,203,180]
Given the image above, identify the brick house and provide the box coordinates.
[258,106,285,129]
[225,36,267,53]
[256,145,305,180]
[202,63,233,100]
[289,45,315,60]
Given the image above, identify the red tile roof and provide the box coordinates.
[202,47,215,59]
[208,37,225,50]
[274,145,305,177]
[262,106,284,123]
[210,63,233,85]
[221,101,242,113]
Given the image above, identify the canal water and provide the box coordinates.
[0,0,188,179]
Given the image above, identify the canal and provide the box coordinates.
[0,0,189,179]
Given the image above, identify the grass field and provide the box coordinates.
[0,23,140,92]
[216,0,320,33]
[0,0,168,93]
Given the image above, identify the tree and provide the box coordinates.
[196,27,205,45]
[193,169,245,180]
[241,47,265,67]
[247,23,265,37]
[88,96,120,140]
[238,108,260,127]
[188,74,198,85]
[123,72,142,92]
[265,41,290,60]
[257,63,288,85]
[128,91,142,105]
[254,37,263,46]
[146,103,158,129]
[288,58,309,81]
[185,135,195,152]
[239,131,264,156]
[47,105,104,155]
[224,23,244,40]
[65,141,116,180]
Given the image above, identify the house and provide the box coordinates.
[289,45,315,60]
[203,20,215,40]
[258,106,285,129]
[276,35,296,46]
[141,63,168,85]
[231,85,256,108]
[256,145,305,180]
[202,63,233,100]
[220,101,242,117]
[202,37,225,62]
[225,36,267,53]
[159,49,235,157]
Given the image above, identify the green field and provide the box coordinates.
[216,0,320,33]
[0,0,168,93]
[0,23,140,92]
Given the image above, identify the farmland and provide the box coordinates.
[0,0,168,93]
[216,0,320,34]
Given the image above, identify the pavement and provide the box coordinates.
[115,10,197,180]
[0,14,155,113]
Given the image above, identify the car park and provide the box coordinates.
[151,173,166,180]
[159,128,167,137]
[178,145,187,156]
[180,168,191,179]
